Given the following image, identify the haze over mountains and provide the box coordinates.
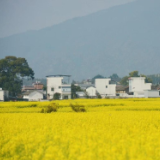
[0,0,160,80]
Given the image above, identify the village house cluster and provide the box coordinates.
[0,75,160,101]
[22,81,44,101]
[75,76,160,99]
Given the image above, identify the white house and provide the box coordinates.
[86,86,97,97]
[95,79,116,98]
[46,75,71,100]
[76,92,86,98]
[144,90,160,98]
[0,88,9,101]
[23,90,44,101]
[129,77,152,97]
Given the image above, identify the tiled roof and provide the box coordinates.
[116,85,127,91]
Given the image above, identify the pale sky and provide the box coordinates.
[0,0,135,38]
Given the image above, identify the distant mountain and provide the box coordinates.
[0,0,160,80]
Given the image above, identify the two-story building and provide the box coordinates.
[46,75,71,100]
[128,77,152,97]
[95,78,116,98]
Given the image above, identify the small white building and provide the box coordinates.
[23,90,44,101]
[144,90,160,98]
[129,77,152,97]
[76,92,86,98]
[46,75,71,100]
[95,79,116,98]
[86,86,97,97]
[0,88,9,101]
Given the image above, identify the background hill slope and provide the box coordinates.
[0,0,160,79]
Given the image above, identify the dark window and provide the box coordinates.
[159,91,160,96]
[59,86,61,89]
[64,95,68,99]
[129,92,134,95]
[106,86,108,88]
[51,88,54,91]
[62,86,71,88]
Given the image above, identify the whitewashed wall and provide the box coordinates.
[0,90,4,101]
[28,91,43,101]
[0,89,9,101]
[86,87,96,97]
[144,90,160,98]
[129,77,151,93]
[46,76,71,99]
[23,95,29,99]
[47,77,63,99]
[95,79,116,97]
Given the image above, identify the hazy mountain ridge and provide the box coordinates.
[0,0,160,79]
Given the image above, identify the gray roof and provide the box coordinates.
[116,85,128,91]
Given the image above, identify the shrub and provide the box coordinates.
[96,93,102,99]
[53,93,61,100]
[40,108,45,113]
[41,103,58,113]
[70,103,86,112]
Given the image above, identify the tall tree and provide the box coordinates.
[0,56,34,96]
[53,93,61,100]
[109,73,121,83]
[120,76,129,86]
[71,84,82,99]
[129,71,139,77]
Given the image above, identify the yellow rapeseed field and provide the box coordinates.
[0,98,160,160]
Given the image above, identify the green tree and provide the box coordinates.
[85,91,90,99]
[43,85,47,91]
[96,92,102,99]
[71,84,82,99]
[120,76,129,86]
[129,71,139,77]
[109,73,121,83]
[53,93,61,100]
[0,56,34,96]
